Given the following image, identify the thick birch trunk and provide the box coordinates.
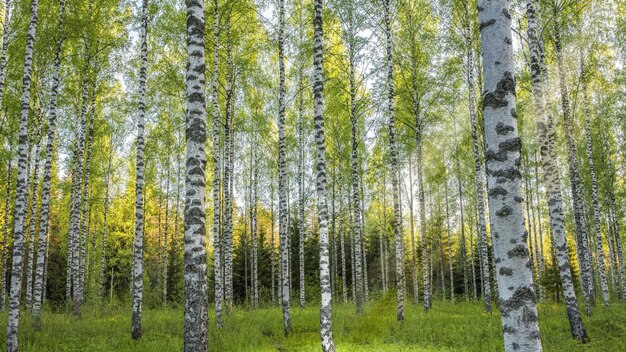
[478,1,543,349]
[183,0,209,347]
[6,0,39,348]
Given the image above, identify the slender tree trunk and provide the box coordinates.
[454,132,469,300]
[25,138,42,309]
[78,91,96,303]
[0,0,11,111]
[271,174,276,304]
[298,73,306,309]
[1,159,12,312]
[360,175,369,302]
[210,0,223,328]
[350,70,364,314]
[526,0,588,342]
[466,39,491,312]
[602,127,625,299]
[415,119,430,311]
[98,135,113,301]
[349,201,355,301]
[157,171,163,291]
[312,2,336,348]
[438,201,445,299]
[278,0,292,336]
[252,133,259,307]
[468,211,477,300]
[68,51,91,313]
[528,160,545,302]
[444,180,454,300]
[339,173,348,303]
[478,1,543,349]
[222,33,235,315]
[582,77,609,307]
[331,168,338,295]
[183,0,209,347]
[384,0,404,322]
[408,155,419,303]
[547,1,594,314]
[33,0,65,326]
[534,152,546,278]
[131,0,148,340]
[6,0,39,348]
[162,153,170,304]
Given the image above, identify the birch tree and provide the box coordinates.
[210,0,223,328]
[478,0,542,349]
[131,0,148,340]
[32,0,65,328]
[313,0,336,349]
[526,0,588,342]
[383,0,405,322]
[6,0,39,348]
[277,0,292,336]
[183,0,209,347]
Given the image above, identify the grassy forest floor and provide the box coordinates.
[1,293,625,351]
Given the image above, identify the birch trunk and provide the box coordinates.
[360,176,369,302]
[526,0,588,342]
[408,155,418,303]
[350,71,363,314]
[602,127,625,299]
[163,153,170,304]
[252,134,259,307]
[131,0,148,339]
[467,41,492,312]
[210,0,223,328]
[270,175,276,304]
[312,1,336,348]
[223,36,234,315]
[6,0,39,347]
[1,160,12,312]
[0,0,11,110]
[384,0,404,322]
[445,180,454,300]
[68,58,91,314]
[478,1,543,349]
[454,132,469,300]
[548,1,594,313]
[25,138,42,309]
[298,73,306,309]
[33,0,65,326]
[415,117,429,311]
[183,0,209,347]
[339,173,348,303]
[98,135,112,301]
[469,211,477,300]
[78,93,95,303]
[278,0,292,336]
[582,77,609,307]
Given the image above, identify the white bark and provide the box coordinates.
[183,0,209,347]
[384,0,405,322]
[526,0,588,342]
[479,0,543,350]
[277,0,292,336]
[6,0,39,348]
[312,0,335,348]
[131,0,148,340]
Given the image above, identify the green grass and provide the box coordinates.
[1,294,625,351]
